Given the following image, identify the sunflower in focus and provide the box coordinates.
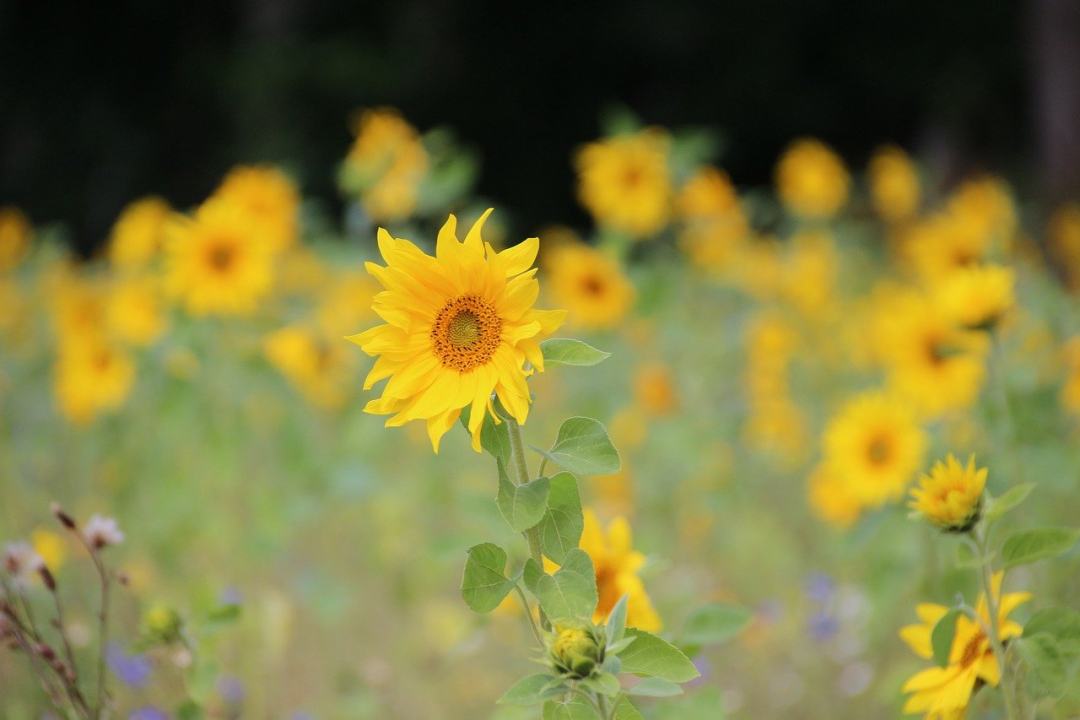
[822,392,926,507]
[164,200,275,316]
[868,145,920,223]
[775,138,850,219]
[909,454,986,532]
[544,242,634,330]
[344,108,429,222]
[212,165,300,253]
[0,206,32,272]
[348,210,565,452]
[575,128,672,238]
[107,197,170,271]
[106,275,167,347]
[900,573,1030,719]
[932,264,1015,331]
[54,337,135,425]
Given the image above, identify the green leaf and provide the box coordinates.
[581,671,621,697]
[1018,633,1068,697]
[176,702,205,720]
[541,338,611,367]
[606,594,629,645]
[931,609,960,667]
[954,542,984,569]
[627,677,684,697]
[497,461,550,532]
[618,629,700,683]
[539,417,620,477]
[538,472,584,564]
[498,674,557,706]
[1001,527,1080,569]
[985,483,1036,524]
[523,557,543,594]
[1024,608,1080,657]
[459,406,510,463]
[543,698,601,720]
[612,695,646,720]
[533,548,598,622]
[460,543,516,613]
[681,603,752,646]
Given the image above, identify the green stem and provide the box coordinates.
[514,585,544,649]
[597,693,612,720]
[973,528,1021,720]
[504,415,550,630]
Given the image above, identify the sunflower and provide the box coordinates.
[1063,337,1080,415]
[868,145,920,223]
[1048,203,1080,290]
[902,212,992,283]
[946,176,1017,247]
[265,325,356,410]
[909,454,986,532]
[900,573,1031,719]
[632,362,678,417]
[164,199,275,316]
[575,128,672,238]
[343,108,429,222]
[807,462,862,529]
[544,242,634,330]
[932,264,1015,331]
[212,165,300,253]
[348,210,565,452]
[0,206,32,272]
[822,392,926,507]
[677,166,741,221]
[106,275,167,347]
[107,197,171,271]
[54,337,135,425]
[775,138,850,219]
[315,269,379,338]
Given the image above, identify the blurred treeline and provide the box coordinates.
[2,0,1078,253]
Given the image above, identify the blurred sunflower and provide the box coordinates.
[49,273,108,343]
[908,454,986,532]
[822,392,926,507]
[265,325,356,410]
[164,200,275,316]
[807,463,861,529]
[0,206,32,272]
[677,166,741,221]
[632,362,678,417]
[903,211,992,282]
[575,128,672,238]
[1048,203,1080,290]
[315,270,379,338]
[932,264,1015,331]
[899,573,1030,719]
[212,165,300,253]
[107,197,171,271]
[868,145,920,223]
[544,242,634,330]
[106,275,167,347]
[343,108,429,222]
[946,176,1017,247]
[54,337,135,424]
[1061,337,1080,415]
[348,210,565,452]
[775,138,850,219]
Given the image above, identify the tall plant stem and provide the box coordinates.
[504,415,550,630]
[974,528,1022,720]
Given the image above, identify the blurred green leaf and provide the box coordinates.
[543,698,601,720]
[613,696,646,720]
[1001,527,1080,569]
[681,603,752,646]
[497,461,550,532]
[538,417,620,477]
[533,548,598,622]
[606,595,629,646]
[627,677,683,697]
[618,629,700,683]
[581,671,621,697]
[461,543,516,613]
[539,472,584,564]
[985,483,1036,524]
[1025,608,1080,657]
[541,339,611,368]
[1018,633,1068,697]
[499,674,557,706]
[176,701,205,720]
[931,609,960,667]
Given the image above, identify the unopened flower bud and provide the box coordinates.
[38,566,56,592]
[50,503,77,531]
[549,625,604,679]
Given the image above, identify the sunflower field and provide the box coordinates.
[3,103,1080,720]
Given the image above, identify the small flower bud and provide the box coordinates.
[38,566,57,592]
[51,503,77,530]
[549,625,605,679]
[82,515,124,551]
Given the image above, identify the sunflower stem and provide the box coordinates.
[505,415,550,631]
[973,527,1021,720]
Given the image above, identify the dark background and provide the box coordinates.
[2,0,1078,254]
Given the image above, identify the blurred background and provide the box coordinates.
[3,0,1079,253]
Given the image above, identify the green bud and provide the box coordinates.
[549,625,605,679]
[141,603,183,644]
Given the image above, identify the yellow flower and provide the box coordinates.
[1048,203,1080,290]
[946,176,1017,248]
[49,273,108,343]
[315,270,379,338]
[264,325,356,409]
[0,206,32,272]
[807,463,862,529]
[31,529,67,571]
[544,242,634,330]
[677,166,741,221]
[54,338,135,425]
[348,210,565,452]
[775,138,849,219]
[868,145,920,223]
[107,197,170,271]
[0,277,26,336]
[932,264,1015,331]
[909,454,987,531]
[549,509,661,632]
[900,573,1031,719]
[575,129,672,237]
[106,275,167,346]
[823,392,926,507]
[1063,337,1080,415]
[164,199,275,316]
[781,230,838,319]
[633,362,678,417]
[344,108,429,222]
[902,212,991,283]
[212,165,300,253]
[593,466,635,518]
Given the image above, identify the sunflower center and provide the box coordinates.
[866,433,893,467]
[959,631,985,669]
[432,295,501,372]
[207,241,236,273]
[581,274,605,296]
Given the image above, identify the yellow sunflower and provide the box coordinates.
[807,462,862,529]
[106,275,167,347]
[0,206,32,272]
[575,128,672,238]
[909,454,986,532]
[348,210,565,452]
[900,573,1031,719]
[212,165,300,253]
[632,362,678,417]
[54,337,135,425]
[677,166,741,221]
[868,145,920,223]
[315,269,379,338]
[164,199,275,316]
[902,212,992,283]
[1048,203,1080,290]
[544,242,635,330]
[344,108,429,222]
[775,138,850,219]
[932,264,1015,331]
[107,197,171,271]
[822,392,926,507]
[265,325,356,410]
[1063,337,1080,415]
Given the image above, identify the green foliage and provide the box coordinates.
[984,482,1036,524]
[680,603,752,646]
[626,677,683,697]
[1025,608,1080,657]
[497,460,550,532]
[538,472,585,563]
[498,674,559,706]
[618,629,700,683]
[537,417,620,477]
[1018,633,1070,698]
[606,595,629,646]
[543,698,600,720]
[532,548,599,622]
[460,543,516,613]
[931,609,961,667]
[612,696,646,719]
[540,338,611,368]
[1001,527,1080,569]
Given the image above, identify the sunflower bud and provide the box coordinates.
[908,454,987,533]
[549,625,604,679]
[141,603,182,644]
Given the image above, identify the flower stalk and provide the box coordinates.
[972,526,1022,720]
